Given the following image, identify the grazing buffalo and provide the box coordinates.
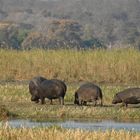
[49,79,67,104]
[74,83,103,106]
[38,79,66,105]
[51,79,67,93]
[112,88,140,107]
[29,77,66,105]
[29,76,47,103]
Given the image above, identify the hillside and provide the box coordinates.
[0,0,140,49]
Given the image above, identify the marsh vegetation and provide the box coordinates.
[0,48,140,139]
[0,83,140,121]
[0,48,140,84]
[0,126,140,140]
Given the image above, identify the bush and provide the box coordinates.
[83,38,106,49]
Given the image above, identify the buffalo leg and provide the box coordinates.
[121,102,128,107]
[100,98,103,106]
[41,97,45,104]
[78,99,82,105]
[59,97,64,105]
[35,99,39,103]
[93,100,97,106]
[81,101,86,105]
[50,99,53,105]
[83,101,87,106]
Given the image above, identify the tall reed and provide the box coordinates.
[0,48,140,84]
[0,127,139,140]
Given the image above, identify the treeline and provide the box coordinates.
[0,20,105,49]
[0,0,140,49]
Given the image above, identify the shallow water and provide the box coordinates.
[1,119,140,131]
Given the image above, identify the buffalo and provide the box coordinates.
[29,76,47,103]
[74,83,103,106]
[50,79,67,104]
[112,88,140,107]
[29,76,67,105]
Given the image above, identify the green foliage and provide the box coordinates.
[0,20,106,50]
[1,0,140,47]
[22,19,83,49]
[83,24,94,40]
[16,29,29,46]
[0,23,30,49]
[10,28,31,49]
[83,39,106,49]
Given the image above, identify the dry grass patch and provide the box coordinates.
[0,127,139,140]
[0,48,140,84]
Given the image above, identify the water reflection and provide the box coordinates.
[1,119,140,131]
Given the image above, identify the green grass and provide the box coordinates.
[0,83,140,121]
[0,48,140,84]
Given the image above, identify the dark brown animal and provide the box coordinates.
[49,79,67,104]
[38,79,66,104]
[112,88,140,107]
[74,83,103,106]
[29,77,67,105]
[29,76,47,103]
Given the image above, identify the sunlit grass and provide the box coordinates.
[0,48,140,84]
[0,47,140,121]
[0,126,139,140]
[0,47,140,139]
[0,84,140,121]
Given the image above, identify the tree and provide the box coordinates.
[46,19,83,48]
[22,19,83,49]
[21,31,48,49]
[0,22,31,49]
[83,24,94,40]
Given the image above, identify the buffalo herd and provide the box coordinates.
[29,76,140,107]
